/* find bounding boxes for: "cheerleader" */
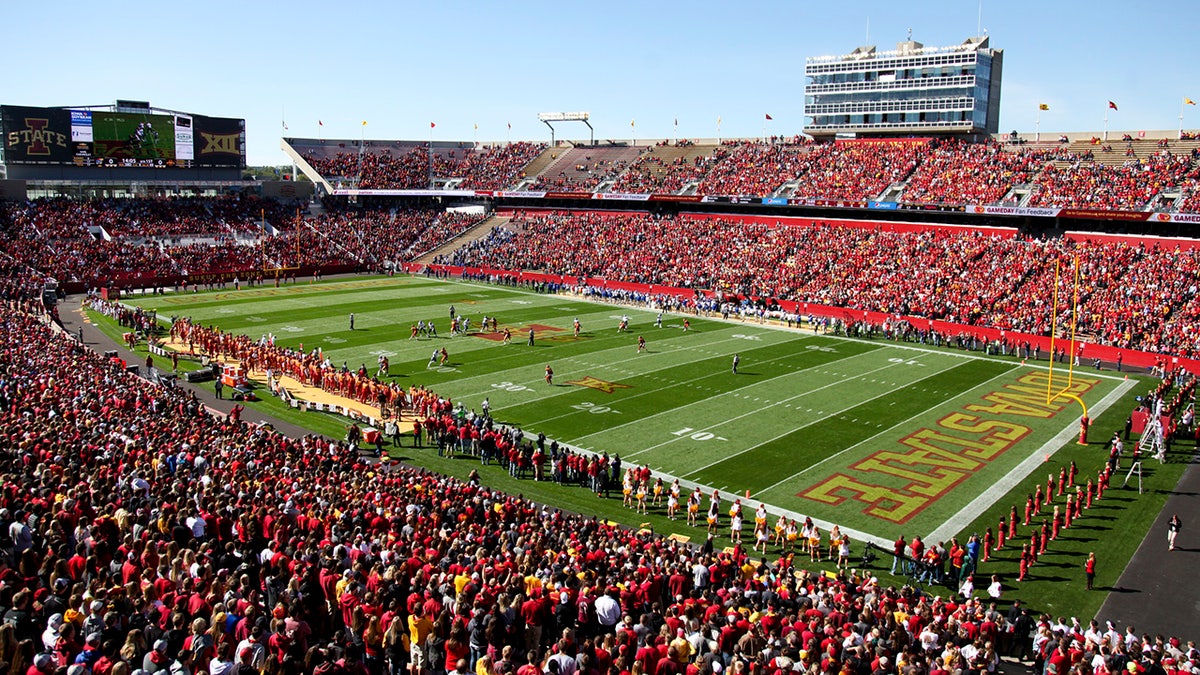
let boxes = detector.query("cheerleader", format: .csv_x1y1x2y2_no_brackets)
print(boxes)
773,515,787,548
652,477,664,507
667,487,680,520
622,469,634,508
686,490,700,527
784,519,799,554
636,480,648,515
706,500,720,535
730,510,743,544
807,523,822,562
754,520,770,554
828,525,842,560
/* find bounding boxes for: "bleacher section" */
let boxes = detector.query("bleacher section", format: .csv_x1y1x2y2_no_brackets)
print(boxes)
525,145,646,192
282,138,545,191
606,143,720,194
283,134,1200,211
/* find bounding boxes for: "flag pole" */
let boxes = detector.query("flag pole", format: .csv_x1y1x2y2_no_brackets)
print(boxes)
717,116,722,144
1181,99,1186,141
1035,106,1041,143
1103,107,1109,143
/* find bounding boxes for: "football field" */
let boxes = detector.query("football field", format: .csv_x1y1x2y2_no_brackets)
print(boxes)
128,275,1135,543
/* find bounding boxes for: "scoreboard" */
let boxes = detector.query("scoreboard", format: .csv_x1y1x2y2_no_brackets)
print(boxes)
2,105,245,169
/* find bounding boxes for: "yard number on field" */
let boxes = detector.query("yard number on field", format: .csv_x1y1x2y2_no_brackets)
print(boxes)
571,402,620,415
671,427,728,442
730,334,760,341
492,381,532,392
887,357,925,366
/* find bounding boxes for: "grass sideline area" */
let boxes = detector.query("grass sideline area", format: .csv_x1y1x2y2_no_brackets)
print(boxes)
92,274,1189,620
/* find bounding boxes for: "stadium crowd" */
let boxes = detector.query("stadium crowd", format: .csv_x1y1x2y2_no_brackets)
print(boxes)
1026,153,1197,211
289,135,1200,209
434,211,1200,357
302,143,544,191
696,143,814,198
0,199,487,287
608,152,715,195
0,271,1197,675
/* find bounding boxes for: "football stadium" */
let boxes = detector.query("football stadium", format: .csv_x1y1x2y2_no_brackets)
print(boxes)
2,10,1200,675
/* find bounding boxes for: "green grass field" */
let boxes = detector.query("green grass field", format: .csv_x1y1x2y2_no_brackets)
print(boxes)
105,274,1189,619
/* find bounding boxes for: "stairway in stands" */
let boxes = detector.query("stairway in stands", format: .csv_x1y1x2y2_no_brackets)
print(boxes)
413,214,511,265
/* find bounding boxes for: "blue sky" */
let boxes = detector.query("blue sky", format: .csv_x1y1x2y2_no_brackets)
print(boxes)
8,0,1198,165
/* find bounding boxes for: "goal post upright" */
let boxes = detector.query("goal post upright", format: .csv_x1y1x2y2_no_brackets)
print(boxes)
1047,254,1090,429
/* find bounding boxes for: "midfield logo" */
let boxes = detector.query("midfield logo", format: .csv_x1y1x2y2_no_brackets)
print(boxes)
566,376,630,394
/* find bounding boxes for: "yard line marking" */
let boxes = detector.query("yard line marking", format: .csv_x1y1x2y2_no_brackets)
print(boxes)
539,346,887,434
673,360,960,473
923,376,1136,543
461,335,857,416
754,365,1019,497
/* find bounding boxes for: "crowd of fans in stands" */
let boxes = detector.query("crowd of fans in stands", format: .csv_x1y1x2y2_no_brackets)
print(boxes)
0,199,485,286
290,135,1200,210
608,152,714,195
436,211,1200,357
0,250,1198,675
1027,153,1198,211
303,143,544,191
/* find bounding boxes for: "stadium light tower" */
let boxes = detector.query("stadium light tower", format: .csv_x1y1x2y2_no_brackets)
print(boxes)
538,112,593,146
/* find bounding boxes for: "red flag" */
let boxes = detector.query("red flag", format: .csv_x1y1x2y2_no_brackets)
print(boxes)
318,120,323,126
430,122,436,128
1108,101,1118,111
765,113,773,120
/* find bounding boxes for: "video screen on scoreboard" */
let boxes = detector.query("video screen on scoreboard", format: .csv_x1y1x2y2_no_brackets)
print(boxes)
77,111,178,167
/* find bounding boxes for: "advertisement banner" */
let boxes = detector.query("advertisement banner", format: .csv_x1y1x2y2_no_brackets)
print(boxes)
497,191,547,198
70,110,93,143
1057,208,1151,222
1146,212,1200,224
867,201,898,210
966,205,1062,218
332,189,478,197
192,115,245,167
762,197,788,206
174,115,194,161
835,137,932,146
2,105,72,164
595,193,652,201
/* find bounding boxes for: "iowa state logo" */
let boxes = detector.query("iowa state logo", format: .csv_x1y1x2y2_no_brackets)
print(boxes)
199,132,239,155
6,118,68,155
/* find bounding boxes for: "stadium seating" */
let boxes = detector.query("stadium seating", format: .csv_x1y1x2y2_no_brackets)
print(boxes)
435,210,1200,357
607,143,720,194
299,141,545,190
